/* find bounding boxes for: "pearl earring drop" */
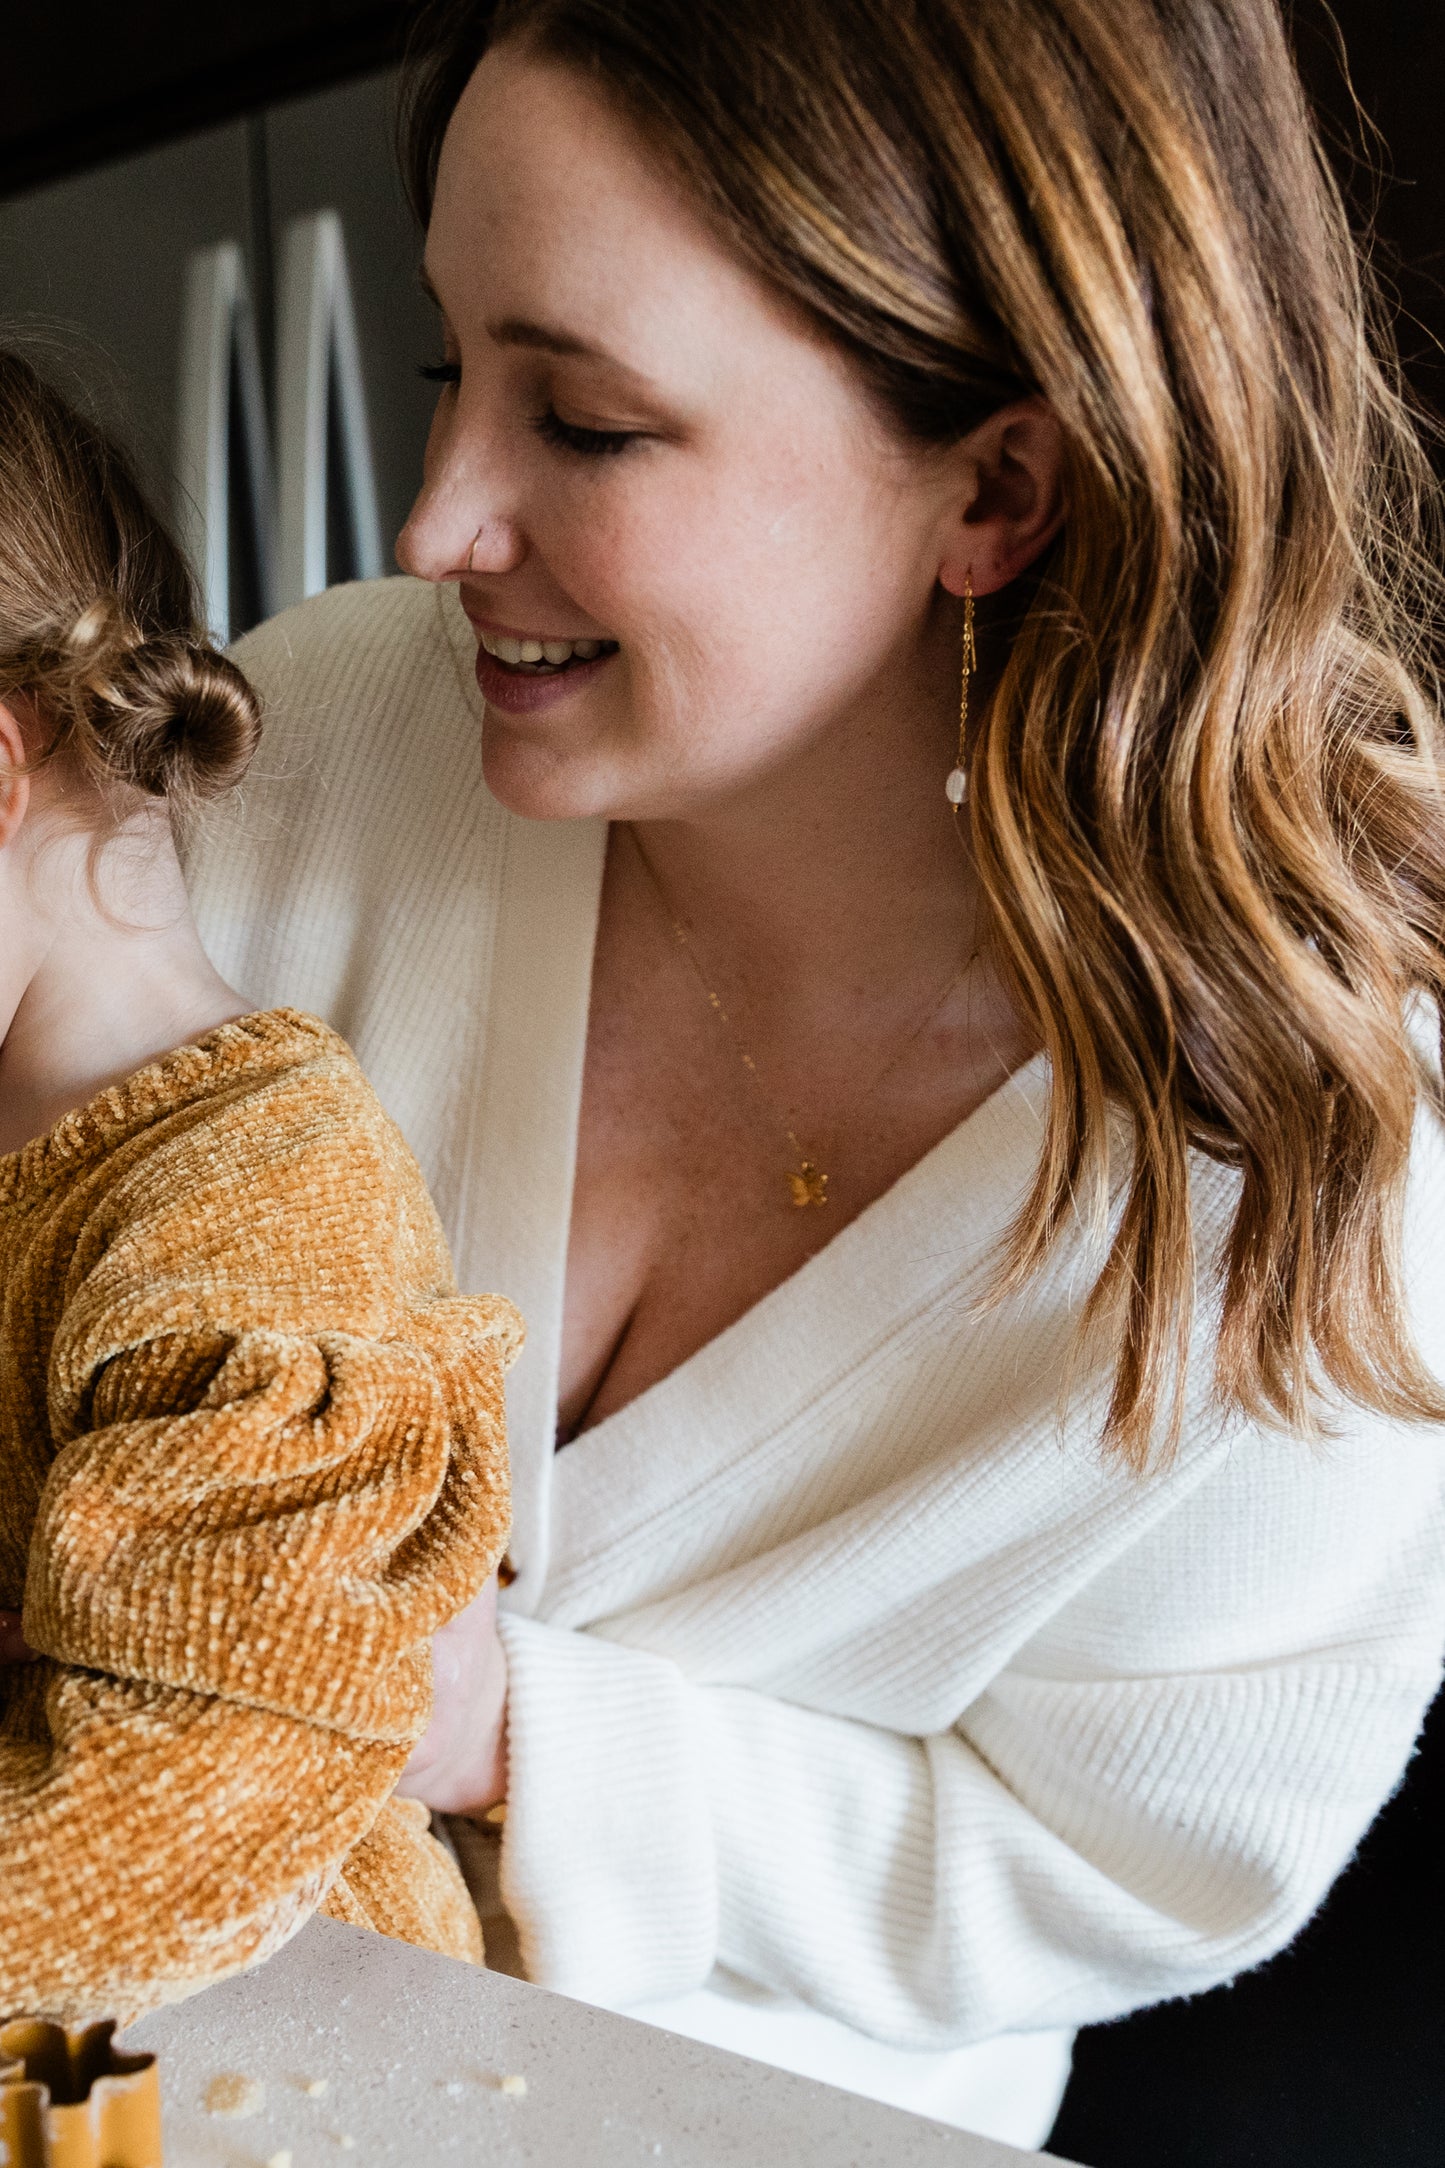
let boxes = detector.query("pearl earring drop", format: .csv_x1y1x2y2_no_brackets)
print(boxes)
945,571,976,807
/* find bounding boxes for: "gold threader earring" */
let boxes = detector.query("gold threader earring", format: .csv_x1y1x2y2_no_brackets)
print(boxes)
944,569,976,807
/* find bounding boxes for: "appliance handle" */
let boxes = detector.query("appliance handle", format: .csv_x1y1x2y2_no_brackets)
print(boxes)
175,240,276,645
275,208,384,608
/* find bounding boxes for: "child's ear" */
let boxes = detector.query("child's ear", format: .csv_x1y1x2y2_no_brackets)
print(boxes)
0,700,33,851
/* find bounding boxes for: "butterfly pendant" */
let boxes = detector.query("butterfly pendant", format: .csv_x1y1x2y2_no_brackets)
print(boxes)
788,1162,830,1208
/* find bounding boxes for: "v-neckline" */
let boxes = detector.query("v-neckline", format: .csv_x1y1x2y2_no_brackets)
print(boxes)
564,1040,1052,1463
437,589,1052,1605
542,1040,1056,1612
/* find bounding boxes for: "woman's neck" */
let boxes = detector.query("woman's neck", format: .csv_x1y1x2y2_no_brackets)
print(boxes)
626,642,985,1030
0,807,250,1157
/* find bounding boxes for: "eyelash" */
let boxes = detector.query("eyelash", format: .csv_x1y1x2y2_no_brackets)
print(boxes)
416,360,640,460
530,409,639,459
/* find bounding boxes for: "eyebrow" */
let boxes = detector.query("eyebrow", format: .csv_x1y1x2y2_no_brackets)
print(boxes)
419,267,641,376
493,316,621,362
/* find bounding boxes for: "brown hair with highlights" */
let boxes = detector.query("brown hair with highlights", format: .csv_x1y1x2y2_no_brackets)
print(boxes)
0,350,259,819
401,0,1445,1465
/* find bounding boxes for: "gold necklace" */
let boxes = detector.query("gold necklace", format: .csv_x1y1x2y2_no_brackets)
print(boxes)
628,828,982,1209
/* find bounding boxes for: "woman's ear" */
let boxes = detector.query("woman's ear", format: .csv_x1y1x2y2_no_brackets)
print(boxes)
0,699,33,851
937,395,1066,599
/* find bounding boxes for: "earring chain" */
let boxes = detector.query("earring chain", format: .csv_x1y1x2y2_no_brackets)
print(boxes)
944,571,976,808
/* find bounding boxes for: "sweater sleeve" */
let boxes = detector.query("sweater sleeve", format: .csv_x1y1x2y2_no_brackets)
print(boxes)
2,1301,513,2022
0,1053,519,2023
497,1409,1445,2042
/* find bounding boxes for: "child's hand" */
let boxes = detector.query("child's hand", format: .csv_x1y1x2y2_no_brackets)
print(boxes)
0,1609,37,1661
396,1575,507,1819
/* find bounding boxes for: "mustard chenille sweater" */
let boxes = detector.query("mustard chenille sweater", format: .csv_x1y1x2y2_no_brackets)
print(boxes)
0,1009,521,2023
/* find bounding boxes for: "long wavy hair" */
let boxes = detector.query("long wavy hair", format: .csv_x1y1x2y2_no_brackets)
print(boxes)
401,0,1445,1466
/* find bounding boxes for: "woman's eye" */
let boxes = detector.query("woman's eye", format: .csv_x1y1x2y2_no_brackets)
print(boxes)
530,407,641,459
413,372,640,457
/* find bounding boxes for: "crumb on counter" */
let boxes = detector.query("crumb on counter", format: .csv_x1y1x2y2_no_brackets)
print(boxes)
203,2071,265,2118
498,2072,528,2097
300,2075,330,2096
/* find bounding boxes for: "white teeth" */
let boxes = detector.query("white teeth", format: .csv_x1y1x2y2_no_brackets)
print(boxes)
479,629,614,668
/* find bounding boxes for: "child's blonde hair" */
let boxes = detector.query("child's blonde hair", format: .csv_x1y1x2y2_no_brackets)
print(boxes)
0,350,259,816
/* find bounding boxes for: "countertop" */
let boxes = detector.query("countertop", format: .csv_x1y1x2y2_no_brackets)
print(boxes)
127,1919,1079,2167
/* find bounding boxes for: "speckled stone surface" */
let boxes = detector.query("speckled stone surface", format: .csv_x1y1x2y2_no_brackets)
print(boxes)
125,1919,1077,2166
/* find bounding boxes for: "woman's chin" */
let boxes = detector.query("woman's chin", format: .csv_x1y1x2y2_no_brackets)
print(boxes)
479,724,625,823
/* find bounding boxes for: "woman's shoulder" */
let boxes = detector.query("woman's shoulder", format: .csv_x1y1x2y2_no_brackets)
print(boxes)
226,574,479,770
229,571,460,688
187,578,507,1021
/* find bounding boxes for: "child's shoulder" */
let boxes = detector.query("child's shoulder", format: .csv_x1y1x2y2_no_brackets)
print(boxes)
128,1006,424,1222
2,1009,380,1210
191,1006,393,1137
78,1007,392,1179
55,1010,455,1356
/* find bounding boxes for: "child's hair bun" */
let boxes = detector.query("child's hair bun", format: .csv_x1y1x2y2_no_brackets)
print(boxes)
0,348,264,820
61,596,260,804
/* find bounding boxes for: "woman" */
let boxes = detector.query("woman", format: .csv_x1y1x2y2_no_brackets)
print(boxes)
188,0,1445,2145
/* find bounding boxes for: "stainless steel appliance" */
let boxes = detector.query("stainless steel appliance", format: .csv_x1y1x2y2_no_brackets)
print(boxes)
0,71,437,642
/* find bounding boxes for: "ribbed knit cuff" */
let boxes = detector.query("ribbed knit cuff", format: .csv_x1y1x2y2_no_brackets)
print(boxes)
496,1614,717,2005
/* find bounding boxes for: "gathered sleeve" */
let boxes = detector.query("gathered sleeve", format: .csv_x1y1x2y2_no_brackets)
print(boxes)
0,1048,520,2023
496,1400,1445,2042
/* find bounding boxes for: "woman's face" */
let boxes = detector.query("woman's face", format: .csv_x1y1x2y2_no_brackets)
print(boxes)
398,44,977,822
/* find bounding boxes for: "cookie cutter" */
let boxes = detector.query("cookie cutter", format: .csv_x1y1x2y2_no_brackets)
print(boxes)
0,2016,162,2167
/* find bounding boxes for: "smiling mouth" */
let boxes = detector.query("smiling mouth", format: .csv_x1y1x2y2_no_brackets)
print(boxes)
477,628,620,675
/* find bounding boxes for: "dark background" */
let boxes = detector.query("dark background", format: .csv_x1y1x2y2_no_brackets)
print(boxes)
1047,1679,1445,2167
6,0,1445,421
4,6,1444,2165
3,3,413,194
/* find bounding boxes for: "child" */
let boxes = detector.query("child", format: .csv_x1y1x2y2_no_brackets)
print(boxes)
0,351,521,2022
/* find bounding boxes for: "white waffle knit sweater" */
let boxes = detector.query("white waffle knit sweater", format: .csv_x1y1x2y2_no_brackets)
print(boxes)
191,578,1445,2072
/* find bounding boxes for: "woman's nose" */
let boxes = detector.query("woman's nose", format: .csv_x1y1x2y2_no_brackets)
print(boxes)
396,486,526,582
395,402,527,583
